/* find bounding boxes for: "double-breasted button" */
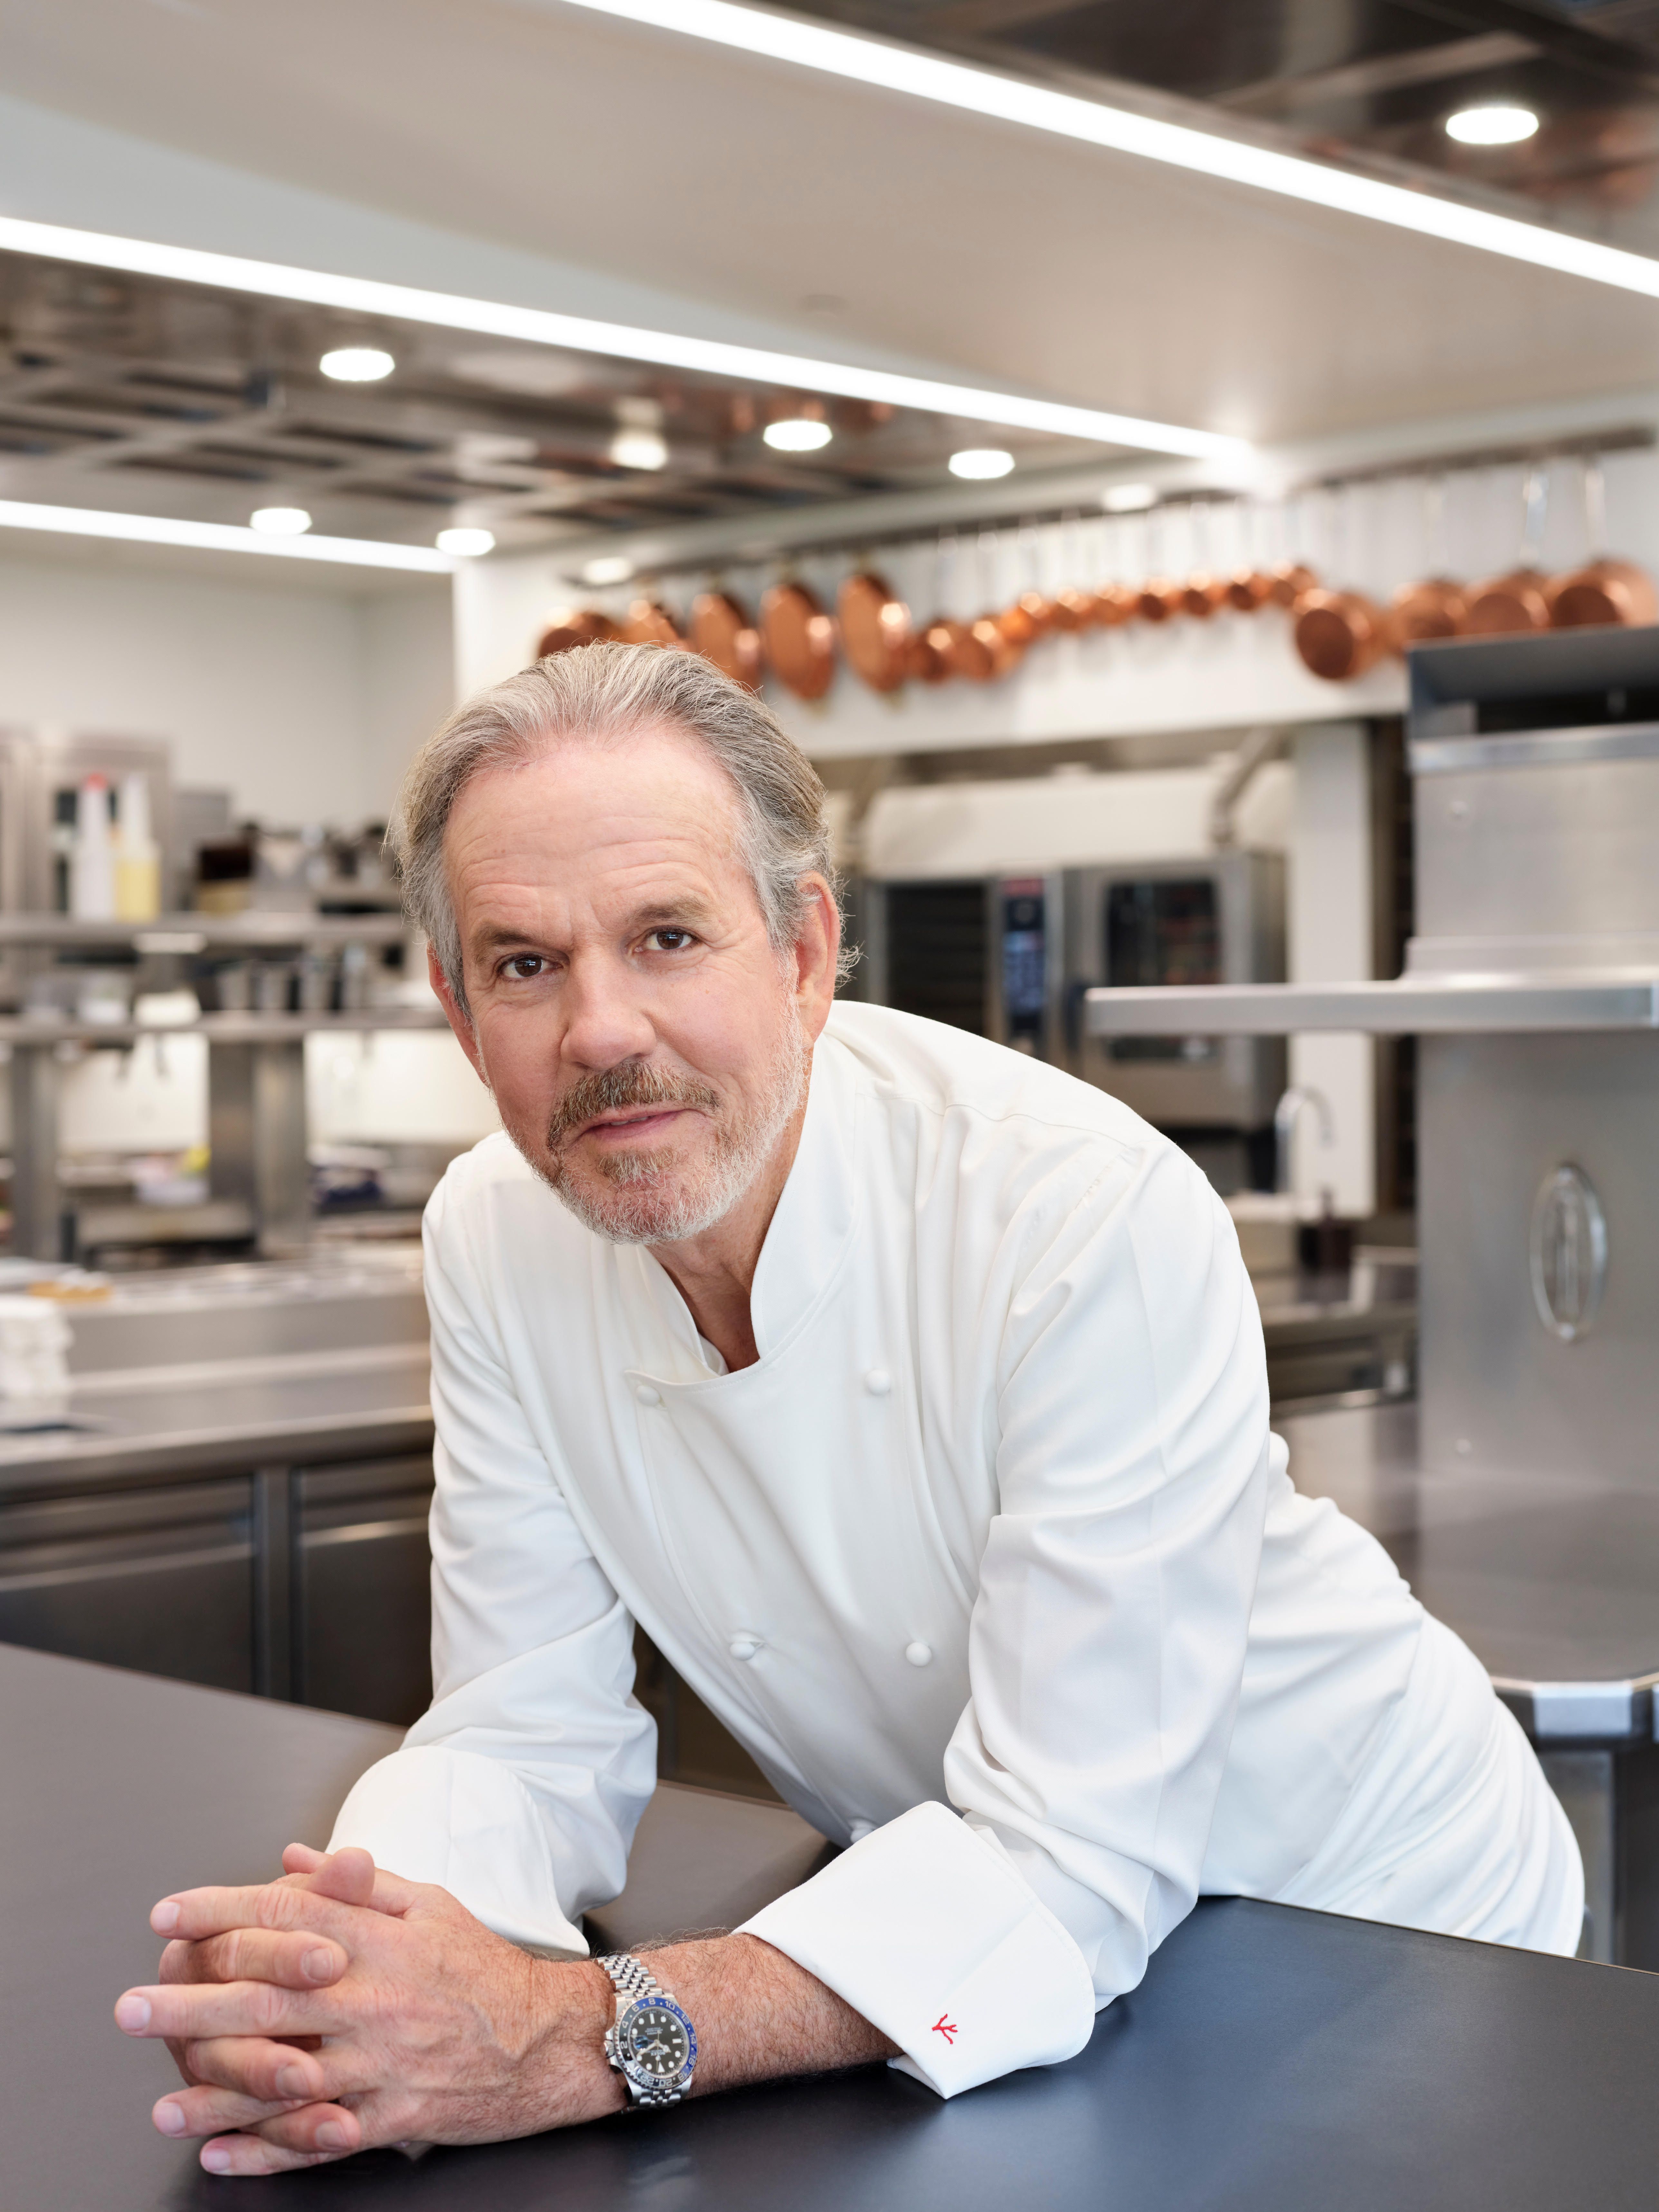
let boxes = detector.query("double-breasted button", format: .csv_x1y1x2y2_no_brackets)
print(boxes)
904,1641,933,1668
634,1384,662,1407
728,1633,762,1662
864,1368,892,1397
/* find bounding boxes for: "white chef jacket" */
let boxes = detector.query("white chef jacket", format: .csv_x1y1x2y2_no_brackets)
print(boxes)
331,1002,1432,2097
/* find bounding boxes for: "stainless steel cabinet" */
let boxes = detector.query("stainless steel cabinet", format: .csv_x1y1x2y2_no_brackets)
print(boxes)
0,1478,255,1692
295,1457,435,1725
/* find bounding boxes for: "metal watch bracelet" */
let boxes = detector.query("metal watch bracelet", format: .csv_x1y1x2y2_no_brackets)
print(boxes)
597,1952,698,2108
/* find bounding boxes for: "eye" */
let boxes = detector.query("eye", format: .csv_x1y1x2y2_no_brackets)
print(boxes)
641,928,697,953
500,954,548,980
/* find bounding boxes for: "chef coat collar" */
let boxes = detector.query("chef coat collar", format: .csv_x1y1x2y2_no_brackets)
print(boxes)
625,1030,858,1376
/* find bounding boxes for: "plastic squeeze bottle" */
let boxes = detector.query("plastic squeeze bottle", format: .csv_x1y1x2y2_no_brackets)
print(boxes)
115,772,162,922
71,774,117,920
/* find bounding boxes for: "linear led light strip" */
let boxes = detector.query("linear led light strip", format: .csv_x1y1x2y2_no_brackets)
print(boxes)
558,0,1659,301
0,499,456,570
0,211,1241,463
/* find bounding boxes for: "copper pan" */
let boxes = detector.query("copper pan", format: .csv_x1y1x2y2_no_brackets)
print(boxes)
761,581,835,701
1464,567,1551,635
1294,590,1386,682
1225,569,1274,613
1050,585,1096,631
1135,578,1183,624
621,599,686,649
1093,581,1137,628
998,588,1054,649
689,591,763,690
907,625,950,683
1548,558,1659,630
1267,563,1318,610
1385,577,1468,653
1181,573,1227,619
837,570,912,692
534,608,622,658
969,614,1022,678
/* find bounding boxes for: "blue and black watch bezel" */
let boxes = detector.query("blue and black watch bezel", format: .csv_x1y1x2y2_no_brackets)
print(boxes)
619,1993,698,2093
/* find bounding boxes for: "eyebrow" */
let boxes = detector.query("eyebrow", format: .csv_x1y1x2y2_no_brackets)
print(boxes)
468,897,721,956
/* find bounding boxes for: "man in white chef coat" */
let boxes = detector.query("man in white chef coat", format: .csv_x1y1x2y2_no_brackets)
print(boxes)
117,642,1582,2176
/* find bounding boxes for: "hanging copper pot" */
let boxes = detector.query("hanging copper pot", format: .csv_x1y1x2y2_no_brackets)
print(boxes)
621,599,686,649
837,571,912,693
761,581,835,701
1094,582,1137,628
1547,559,1659,630
1268,563,1318,610
690,591,763,690
1049,585,1096,632
1464,568,1551,635
968,613,1023,678
1294,590,1386,682
998,588,1054,648
535,608,623,658
1225,569,1274,613
1181,573,1227,619
907,625,950,683
1135,578,1184,624
1386,577,1468,653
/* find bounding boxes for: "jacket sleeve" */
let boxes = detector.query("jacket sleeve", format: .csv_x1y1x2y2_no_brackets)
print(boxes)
742,1139,1273,2093
328,1174,657,1955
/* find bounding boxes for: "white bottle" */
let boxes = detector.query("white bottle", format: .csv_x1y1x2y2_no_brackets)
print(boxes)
70,774,117,920
115,772,162,922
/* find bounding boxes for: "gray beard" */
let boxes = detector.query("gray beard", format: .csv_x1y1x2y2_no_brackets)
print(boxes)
539,1017,809,1248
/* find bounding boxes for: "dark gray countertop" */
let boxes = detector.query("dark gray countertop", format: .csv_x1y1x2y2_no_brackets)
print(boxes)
6,1640,1659,2212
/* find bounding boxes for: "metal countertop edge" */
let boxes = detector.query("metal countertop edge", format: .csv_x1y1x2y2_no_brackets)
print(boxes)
0,1401,434,1495
1492,1672,1659,1749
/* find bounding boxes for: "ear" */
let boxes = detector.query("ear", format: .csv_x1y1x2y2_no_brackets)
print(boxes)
429,943,490,1087
791,873,840,1047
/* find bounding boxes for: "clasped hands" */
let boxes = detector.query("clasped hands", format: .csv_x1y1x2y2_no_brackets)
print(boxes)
113,1842,625,2177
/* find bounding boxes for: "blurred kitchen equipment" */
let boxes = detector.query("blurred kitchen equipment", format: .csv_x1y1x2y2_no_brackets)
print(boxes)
535,608,623,657
998,524,1054,647
620,599,686,649
690,590,763,689
837,570,912,693
1386,480,1468,651
1132,502,1183,623
1048,515,1096,631
70,776,116,921
113,772,162,922
1295,590,1386,680
1547,459,1659,630
760,580,835,701
1464,469,1551,634
1274,1083,1334,1197
0,1295,71,1402
1180,503,1227,619
1226,504,1275,611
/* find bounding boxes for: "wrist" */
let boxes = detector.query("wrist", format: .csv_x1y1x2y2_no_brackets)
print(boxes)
524,1958,627,2128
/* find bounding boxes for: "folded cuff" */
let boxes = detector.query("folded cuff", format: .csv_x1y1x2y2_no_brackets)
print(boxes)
739,1800,1096,2097
328,1745,587,1957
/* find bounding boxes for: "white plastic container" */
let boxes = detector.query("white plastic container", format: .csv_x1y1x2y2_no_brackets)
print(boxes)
70,774,116,921
0,1294,73,1400
115,772,162,922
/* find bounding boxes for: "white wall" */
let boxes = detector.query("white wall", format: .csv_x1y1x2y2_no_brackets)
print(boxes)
0,546,453,825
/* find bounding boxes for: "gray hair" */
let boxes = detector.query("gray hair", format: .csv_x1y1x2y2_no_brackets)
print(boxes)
387,640,845,1007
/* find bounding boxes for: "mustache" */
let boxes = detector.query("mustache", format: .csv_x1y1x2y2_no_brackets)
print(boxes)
548,1060,722,1148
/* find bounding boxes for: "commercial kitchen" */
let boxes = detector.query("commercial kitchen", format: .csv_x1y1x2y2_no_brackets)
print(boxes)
6,1,1659,2203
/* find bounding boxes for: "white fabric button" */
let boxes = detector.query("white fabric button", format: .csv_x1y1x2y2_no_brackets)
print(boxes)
904,1641,933,1668
864,1368,891,1396
634,1384,661,1406
728,1633,762,1662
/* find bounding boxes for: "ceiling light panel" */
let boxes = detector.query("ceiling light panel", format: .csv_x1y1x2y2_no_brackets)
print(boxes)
1445,106,1541,146
320,345,396,381
0,215,1246,462
0,499,455,569
764,417,834,451
553,0,1659,300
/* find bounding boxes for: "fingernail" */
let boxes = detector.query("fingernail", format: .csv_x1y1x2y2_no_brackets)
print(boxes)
150,1900,180,1934
316,2121,349,2150
277,2062,311,2098
302,1946,337,1983
153,2101,186,2137
115,1993,152,2033
201,2146,232,2174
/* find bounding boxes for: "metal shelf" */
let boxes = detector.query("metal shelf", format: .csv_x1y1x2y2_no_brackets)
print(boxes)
0,912,411,950
1083,975,1659,1037
0,1008,448,1046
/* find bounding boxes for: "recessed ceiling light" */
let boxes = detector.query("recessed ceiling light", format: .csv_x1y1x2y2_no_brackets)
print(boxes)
1445,105,1539,147
436,526,495,556
609,427,670,470
1102,481,1158,512
764,418,833,452
249,506,312,536
948,447,1015,480
320,346,396,381
0,499,453,570
582,555,635,586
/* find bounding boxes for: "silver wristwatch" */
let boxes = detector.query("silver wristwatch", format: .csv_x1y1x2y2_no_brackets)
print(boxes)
597,1952,698,2107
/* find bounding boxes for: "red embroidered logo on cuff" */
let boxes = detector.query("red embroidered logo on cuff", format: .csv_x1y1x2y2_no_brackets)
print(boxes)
932,2015,958,2043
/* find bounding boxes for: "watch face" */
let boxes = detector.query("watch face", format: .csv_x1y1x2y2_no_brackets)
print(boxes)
621,1999,695,2089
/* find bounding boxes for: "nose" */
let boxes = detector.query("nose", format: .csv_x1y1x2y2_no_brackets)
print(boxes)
559,947,658,1071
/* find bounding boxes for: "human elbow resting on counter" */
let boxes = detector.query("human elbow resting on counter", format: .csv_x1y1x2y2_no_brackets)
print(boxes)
117,642,1582,2176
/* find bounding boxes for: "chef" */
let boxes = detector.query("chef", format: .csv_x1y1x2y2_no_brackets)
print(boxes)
116,641,1582,2177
